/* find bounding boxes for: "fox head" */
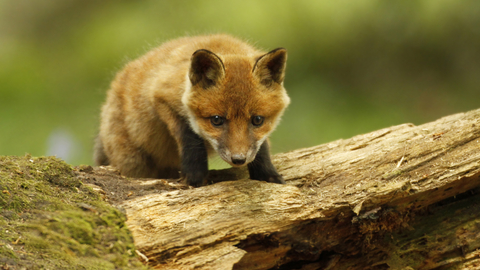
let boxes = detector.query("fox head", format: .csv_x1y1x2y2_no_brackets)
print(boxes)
182,48,290,167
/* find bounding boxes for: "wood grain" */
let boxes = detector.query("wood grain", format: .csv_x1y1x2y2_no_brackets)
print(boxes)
123,108,480,269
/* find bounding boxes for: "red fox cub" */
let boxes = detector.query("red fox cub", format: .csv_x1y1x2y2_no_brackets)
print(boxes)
94,34,290,187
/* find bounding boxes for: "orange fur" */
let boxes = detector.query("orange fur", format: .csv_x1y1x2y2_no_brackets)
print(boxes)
95,34,289,180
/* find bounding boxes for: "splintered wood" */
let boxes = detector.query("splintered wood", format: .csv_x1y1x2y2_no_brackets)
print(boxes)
122,109,480,269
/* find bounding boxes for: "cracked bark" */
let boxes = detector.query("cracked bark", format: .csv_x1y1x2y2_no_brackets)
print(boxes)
122,108,480,269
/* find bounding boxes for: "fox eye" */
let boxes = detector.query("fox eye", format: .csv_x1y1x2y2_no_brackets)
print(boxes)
210,115,225,126
251,115,264,126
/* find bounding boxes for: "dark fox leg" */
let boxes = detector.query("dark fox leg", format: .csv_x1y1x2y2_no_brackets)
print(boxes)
248,141,285,184
179,124,209,187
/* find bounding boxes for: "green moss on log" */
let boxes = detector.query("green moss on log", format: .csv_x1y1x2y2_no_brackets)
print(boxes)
0,155,148,269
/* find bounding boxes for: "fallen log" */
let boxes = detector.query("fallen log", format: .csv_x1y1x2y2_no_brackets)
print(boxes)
121,108,480,269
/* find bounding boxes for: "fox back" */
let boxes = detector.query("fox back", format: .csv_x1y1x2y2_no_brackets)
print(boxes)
95,34,290,186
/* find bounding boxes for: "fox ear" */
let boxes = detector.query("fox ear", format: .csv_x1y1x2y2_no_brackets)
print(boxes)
189,49,225,89
253,48,287,86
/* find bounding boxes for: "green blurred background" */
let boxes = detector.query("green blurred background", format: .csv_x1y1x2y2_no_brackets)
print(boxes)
1,0,479,166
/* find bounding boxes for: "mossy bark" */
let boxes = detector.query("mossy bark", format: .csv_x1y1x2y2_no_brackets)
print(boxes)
121,108,480,269
0,156,148,269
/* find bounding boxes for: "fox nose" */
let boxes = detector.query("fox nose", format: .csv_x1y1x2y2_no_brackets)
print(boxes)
231,154,246,165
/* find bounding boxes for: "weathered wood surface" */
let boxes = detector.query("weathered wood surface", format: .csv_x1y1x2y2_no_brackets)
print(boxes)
122,108,480,269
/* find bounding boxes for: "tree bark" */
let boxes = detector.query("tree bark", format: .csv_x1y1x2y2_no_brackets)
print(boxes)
122,108,480,269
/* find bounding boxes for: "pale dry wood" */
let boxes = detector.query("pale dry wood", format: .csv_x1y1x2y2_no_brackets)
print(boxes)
122,108,480,269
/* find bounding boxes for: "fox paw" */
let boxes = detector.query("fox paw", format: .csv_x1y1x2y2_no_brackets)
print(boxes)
182,171,208,187
265,174,286,184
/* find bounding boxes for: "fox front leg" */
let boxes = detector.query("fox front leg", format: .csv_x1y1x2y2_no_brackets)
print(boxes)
248,141,285,184
179,124,209,187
